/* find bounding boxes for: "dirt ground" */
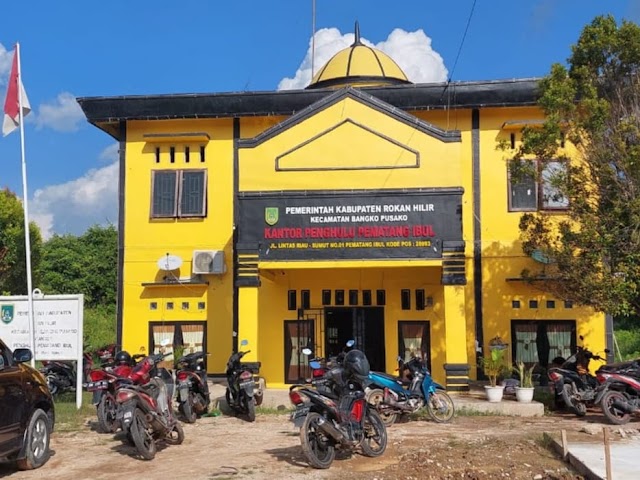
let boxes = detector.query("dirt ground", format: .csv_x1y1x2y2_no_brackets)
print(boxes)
0,406,635,480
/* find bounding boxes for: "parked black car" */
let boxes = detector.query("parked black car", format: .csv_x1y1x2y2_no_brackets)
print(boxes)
0,338,55,470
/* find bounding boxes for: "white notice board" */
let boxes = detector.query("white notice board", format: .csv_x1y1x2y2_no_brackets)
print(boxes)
0,294,84,361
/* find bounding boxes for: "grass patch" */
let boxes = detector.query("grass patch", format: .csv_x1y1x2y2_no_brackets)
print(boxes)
256,406,293,415
454,407,504,417
53,391,95,432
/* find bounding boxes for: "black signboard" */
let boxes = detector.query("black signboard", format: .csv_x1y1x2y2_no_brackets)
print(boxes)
237,189,463,261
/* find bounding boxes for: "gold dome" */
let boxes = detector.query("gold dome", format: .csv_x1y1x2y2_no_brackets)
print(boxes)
307,22,411,90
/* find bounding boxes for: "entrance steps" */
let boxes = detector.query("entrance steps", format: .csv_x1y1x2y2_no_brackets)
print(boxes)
207,382,545,417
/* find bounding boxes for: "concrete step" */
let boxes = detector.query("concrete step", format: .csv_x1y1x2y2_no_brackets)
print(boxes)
206,383,545,417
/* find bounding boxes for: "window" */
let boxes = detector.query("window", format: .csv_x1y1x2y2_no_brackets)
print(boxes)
149,322,207,363
511,320,576,367
151,169,207,218
398,321,431,372
508,159,568,211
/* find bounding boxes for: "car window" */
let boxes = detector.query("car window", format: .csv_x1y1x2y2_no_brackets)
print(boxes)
0,341,10,368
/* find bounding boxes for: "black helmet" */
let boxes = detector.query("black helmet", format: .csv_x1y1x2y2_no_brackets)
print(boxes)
114,350,132,365
342,349,370,382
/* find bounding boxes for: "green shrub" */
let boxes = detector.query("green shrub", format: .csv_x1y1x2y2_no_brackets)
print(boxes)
83,305,117,351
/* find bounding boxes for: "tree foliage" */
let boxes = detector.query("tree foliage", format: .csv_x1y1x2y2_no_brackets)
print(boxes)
0,188,42,295
512,15,640,316
39,224,117,308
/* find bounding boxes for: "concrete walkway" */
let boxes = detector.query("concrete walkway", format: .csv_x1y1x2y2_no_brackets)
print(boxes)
546,433,640,480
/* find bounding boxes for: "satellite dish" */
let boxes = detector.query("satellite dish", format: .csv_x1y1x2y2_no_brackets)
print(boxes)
531,249,554,265
157,254,183,271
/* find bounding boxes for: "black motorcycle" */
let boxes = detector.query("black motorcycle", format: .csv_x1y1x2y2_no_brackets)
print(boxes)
175,351,211,423
40,360,77,396
225,340,263,422
547,339,609,416
289,349,387,469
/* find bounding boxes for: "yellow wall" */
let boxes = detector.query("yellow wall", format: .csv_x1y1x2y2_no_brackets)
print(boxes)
121,119,235,372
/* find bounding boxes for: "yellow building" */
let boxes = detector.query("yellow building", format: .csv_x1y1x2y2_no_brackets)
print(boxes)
78,29,609,390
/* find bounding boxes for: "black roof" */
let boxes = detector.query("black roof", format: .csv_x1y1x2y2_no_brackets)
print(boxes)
77,78,540,140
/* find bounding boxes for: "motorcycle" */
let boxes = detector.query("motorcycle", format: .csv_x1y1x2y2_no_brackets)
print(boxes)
547,339,609,416
302,340,355,399
225,340,264,422
42,344,117,396
597,361,640,424
115,345,183,460
365,354,455,425
289,348,387,469
175,351,211,423
84,351,145,433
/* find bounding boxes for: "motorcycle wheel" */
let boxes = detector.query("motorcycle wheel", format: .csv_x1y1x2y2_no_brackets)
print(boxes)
562,384,587,417
179,393,197,424
245,396,256,422
165,422,185,445
97,393,119,433
426,391,455,423
360,410,387,457
601,390,632,425
225,388,236,413
300,412,335,469
130,408,156,460
46,375,59,396
365,388,397,426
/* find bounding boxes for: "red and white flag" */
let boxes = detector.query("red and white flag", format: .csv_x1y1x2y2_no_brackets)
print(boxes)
3,48,31,137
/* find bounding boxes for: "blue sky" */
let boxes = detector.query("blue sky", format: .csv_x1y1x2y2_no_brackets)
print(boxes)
1,0,638,238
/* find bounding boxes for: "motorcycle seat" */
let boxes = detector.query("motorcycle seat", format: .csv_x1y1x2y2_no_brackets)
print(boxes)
371,371,410,387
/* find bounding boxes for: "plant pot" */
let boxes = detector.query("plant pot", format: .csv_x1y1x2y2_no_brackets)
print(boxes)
515,387,535,403
484,385,505,403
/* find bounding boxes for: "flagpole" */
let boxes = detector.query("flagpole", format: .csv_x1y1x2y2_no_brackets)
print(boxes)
311,0,316,79
15,43,36,367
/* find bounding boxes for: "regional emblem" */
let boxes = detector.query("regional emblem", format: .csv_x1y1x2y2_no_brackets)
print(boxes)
0,304,14,324
265,207,279,226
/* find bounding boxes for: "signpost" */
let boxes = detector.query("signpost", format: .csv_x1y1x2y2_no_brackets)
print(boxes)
0,293,84,408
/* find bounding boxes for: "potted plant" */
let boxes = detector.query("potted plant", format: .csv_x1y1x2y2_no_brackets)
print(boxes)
514,361,536,403
480,347,508,402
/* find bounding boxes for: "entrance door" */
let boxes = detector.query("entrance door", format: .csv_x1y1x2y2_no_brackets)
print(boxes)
325,307,385,372
284,319,315,383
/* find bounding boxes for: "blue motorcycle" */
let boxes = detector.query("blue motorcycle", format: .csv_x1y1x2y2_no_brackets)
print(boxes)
366,355,455,425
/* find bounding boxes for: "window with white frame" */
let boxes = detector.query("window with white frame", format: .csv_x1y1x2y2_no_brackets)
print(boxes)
151,169,207,218
508,160,569,211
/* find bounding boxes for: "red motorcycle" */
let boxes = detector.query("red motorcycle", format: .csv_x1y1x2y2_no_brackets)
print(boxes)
175,351,211,423
84,351,144,433
598,362,640,424
115,349,184,460
42,344,117,396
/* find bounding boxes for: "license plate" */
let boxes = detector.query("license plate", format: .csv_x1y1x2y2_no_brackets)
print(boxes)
84,380,108,391
291,406,310,427
179,388,189,401
240,380,253,388
124,411,132,419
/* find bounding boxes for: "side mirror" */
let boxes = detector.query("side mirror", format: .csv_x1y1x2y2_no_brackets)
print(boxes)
604,349,611,354
302,348,312,356
13,348,32,364
346,340,355,348
240,339,249,347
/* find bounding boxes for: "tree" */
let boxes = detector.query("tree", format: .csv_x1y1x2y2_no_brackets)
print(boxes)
511,15,640,317
0,188,42,295
39,224,117,308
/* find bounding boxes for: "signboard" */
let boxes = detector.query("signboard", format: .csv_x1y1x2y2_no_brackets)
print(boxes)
238,189,463,261
0,295,83,360
0,294,84,408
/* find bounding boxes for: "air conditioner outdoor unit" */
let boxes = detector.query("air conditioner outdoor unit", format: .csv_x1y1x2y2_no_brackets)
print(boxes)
192,250,226,275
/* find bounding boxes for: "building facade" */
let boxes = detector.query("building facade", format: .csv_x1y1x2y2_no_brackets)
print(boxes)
78,35,608,389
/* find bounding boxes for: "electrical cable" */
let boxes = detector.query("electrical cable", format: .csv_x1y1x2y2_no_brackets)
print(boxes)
440,0,477,101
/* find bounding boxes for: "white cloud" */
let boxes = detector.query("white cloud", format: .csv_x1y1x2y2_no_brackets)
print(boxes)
278,27,448,90
99,143,119,163
34,92,85,133
0,43,12,81
30,144,119,239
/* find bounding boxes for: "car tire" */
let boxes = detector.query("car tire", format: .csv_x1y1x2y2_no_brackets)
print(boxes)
16,409,51,470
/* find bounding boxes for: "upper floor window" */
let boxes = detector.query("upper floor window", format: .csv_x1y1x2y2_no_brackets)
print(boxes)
151,169,207,218
508,160,568,212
